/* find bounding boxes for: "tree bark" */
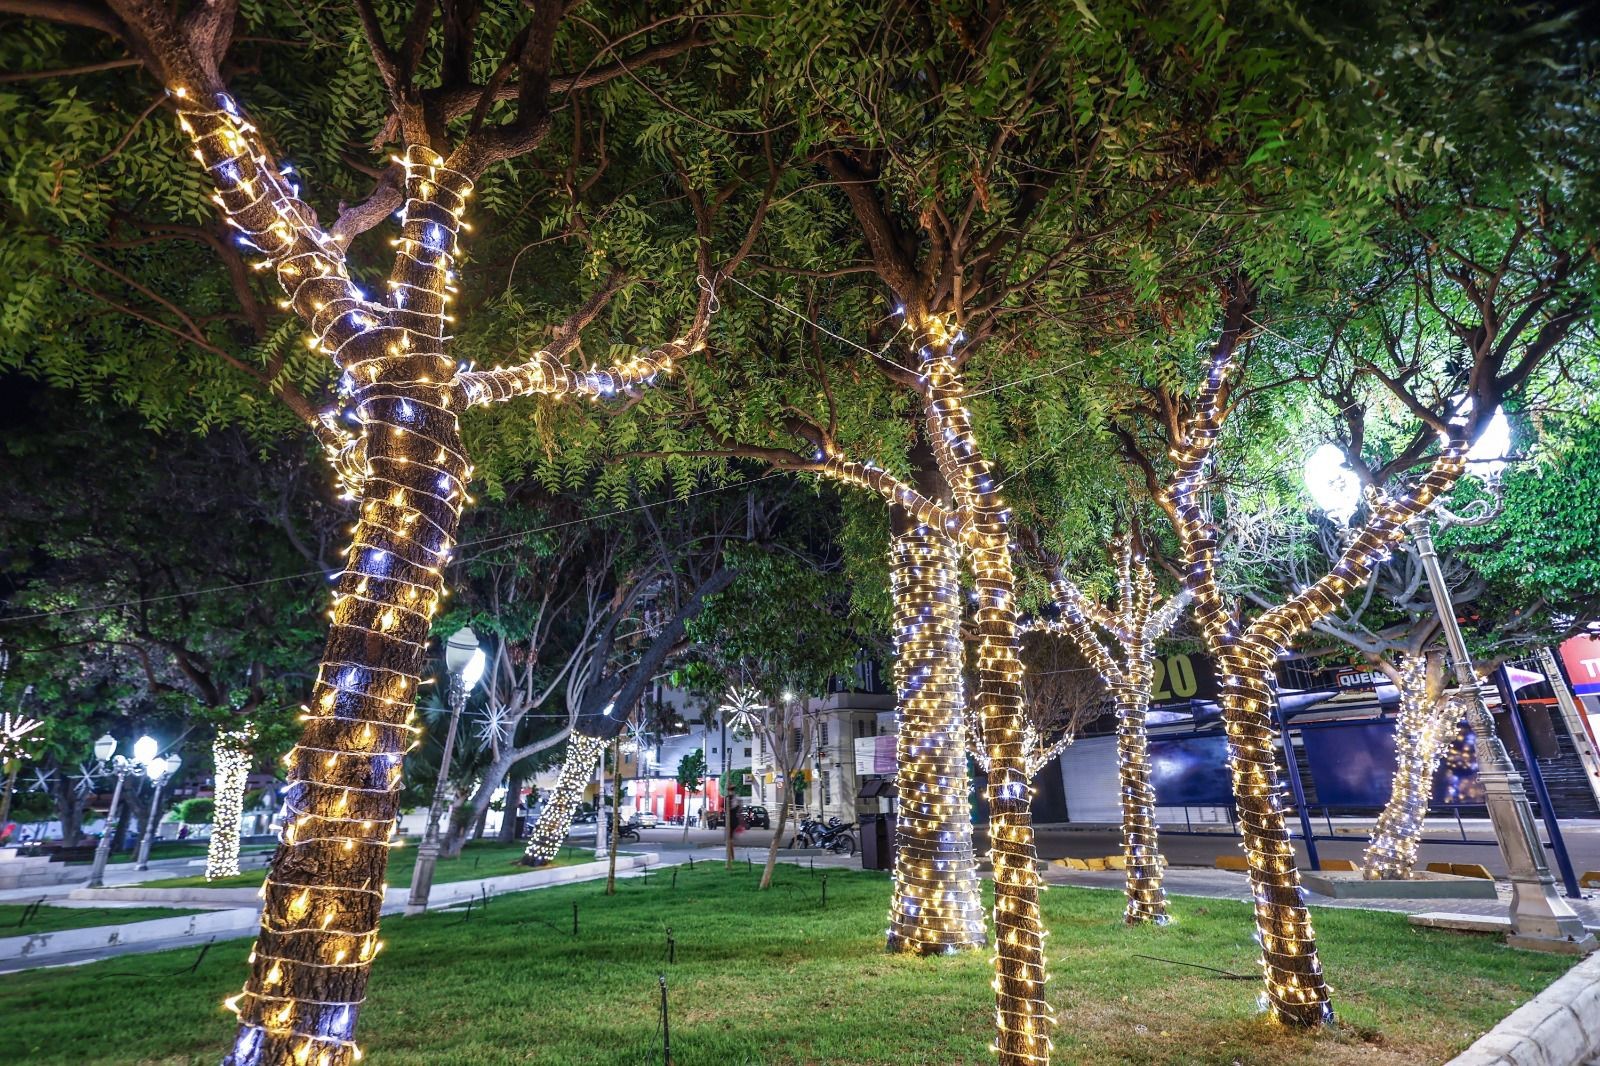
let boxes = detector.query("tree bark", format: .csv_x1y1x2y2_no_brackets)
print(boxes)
523,734,605,865
496,770,523,845
886,523,984,953
1364,655,1454,880
760,781,791,889
606,738,622,895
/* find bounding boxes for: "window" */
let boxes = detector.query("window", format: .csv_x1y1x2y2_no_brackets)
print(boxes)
822,767,832,807
743,746,752,758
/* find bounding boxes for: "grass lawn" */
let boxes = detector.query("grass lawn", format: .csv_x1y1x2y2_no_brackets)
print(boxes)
141,840,599,889
0,864,1571,1066
58,841,276,865
0,902,203,936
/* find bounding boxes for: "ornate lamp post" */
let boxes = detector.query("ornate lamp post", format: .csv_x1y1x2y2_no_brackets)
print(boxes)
1305,428,1595,953
86,733,154,887
134,751,182,871
406,626,486,915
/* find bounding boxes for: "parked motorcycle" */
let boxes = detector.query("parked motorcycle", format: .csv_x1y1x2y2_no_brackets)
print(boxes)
813,819,857,856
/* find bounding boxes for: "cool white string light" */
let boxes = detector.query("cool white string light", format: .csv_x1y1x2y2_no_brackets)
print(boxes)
1363,656,1458,880
523,734,607,865
207,725,256,880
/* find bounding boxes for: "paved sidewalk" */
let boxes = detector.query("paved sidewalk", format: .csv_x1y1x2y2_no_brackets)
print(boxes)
1044,864,1600,928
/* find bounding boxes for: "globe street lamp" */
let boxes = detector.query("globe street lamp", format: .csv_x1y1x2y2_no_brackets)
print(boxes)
86,733,155,888
406,626,486,914
135,751,182,871
1303,433,1594,953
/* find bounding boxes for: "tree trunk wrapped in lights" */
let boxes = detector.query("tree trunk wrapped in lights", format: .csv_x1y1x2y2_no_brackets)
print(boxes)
207,725,255,880
887,522,985,954
1031,546,1186,925
523,733,607,866
918,322,1052,1066
165,92,714,1066
1158,297,1472,1027
1363,654,1458,880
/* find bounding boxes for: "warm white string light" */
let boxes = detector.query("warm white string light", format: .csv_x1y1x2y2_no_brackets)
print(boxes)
207,725,256,881
523,734,606,866
0,713,44,761
887,525,986,954
1029,542,1187,924
914,312,1052,1065
1164,330,1471,1027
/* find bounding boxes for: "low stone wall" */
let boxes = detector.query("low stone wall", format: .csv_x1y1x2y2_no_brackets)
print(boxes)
1447,951,1600,1065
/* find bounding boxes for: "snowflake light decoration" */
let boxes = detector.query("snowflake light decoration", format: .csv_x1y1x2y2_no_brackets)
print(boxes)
718,686,767,734
71,762,104,797
474,704,512,751
27,766,57,793
0,712,44,761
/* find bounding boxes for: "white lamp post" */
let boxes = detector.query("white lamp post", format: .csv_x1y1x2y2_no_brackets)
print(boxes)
1302,428,1594,953
135,751,181,871
407,626,486,914
86,733,157,888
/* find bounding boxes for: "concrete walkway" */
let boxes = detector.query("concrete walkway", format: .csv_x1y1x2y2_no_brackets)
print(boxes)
1043,864,1600,928
0,851,660,974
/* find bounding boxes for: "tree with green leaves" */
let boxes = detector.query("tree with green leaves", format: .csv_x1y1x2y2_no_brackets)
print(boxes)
2,4,746,1061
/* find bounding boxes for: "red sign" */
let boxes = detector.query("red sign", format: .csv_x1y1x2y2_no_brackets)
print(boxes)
1560,634,1600,696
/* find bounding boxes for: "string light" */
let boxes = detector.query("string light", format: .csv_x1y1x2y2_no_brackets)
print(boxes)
1363,656,1458,880
207,725,256,881
887,525,985,955
523,734,606,866
916,315,1052,1065
164,77,720,1062
1029,542,1187,925
1163,328,1472,1027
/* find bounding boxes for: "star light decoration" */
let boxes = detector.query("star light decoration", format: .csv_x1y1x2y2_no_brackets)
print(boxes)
1163,317,1472,1027
168,79,718,1066
886,525,986,955
1026,542,1188,925
208,726,256,880
521,733,607,866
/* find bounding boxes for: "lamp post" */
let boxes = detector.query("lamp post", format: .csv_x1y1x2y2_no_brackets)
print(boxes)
134,751,181,871
86,733,154,888
1304,433,1595,954
406,626,485,915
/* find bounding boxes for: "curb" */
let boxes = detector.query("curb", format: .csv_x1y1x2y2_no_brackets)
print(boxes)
1446,951,1600,1065
1,853,658,965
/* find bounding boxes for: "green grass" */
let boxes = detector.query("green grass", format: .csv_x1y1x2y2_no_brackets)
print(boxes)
141,840,597,889
58,841,275,865
0,865,1572,1065
0,902,203,936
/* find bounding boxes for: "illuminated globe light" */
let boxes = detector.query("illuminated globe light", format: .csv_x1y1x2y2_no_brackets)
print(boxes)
1302,444,1361,523
1464,405,1511,478
146,755,169,782
133,734,159,766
